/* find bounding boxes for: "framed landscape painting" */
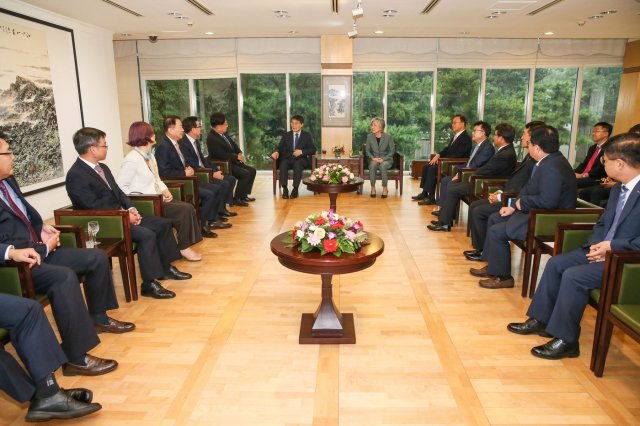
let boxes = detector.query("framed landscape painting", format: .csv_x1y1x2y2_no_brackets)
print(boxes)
322,75,352,127
0,8,84,194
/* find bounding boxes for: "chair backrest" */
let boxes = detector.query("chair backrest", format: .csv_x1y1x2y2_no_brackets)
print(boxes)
0,264,26,297
54,210,126,239
130,194,163,217
161,176,200,212
532,210,603,238
361,144,402,170
194,168,213,185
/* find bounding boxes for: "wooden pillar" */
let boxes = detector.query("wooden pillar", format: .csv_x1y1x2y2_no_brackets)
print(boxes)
613,40,640,134
321,35,353,154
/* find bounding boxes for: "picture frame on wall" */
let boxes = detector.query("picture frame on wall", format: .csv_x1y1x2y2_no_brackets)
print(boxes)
322,75,352,127
0,8,84,195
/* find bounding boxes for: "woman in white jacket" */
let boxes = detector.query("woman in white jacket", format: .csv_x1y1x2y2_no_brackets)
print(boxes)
117,121,203,261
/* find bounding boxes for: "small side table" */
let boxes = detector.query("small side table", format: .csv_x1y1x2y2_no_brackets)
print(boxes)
313,155,364,194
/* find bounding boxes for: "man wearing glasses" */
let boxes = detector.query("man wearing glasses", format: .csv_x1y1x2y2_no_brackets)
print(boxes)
575,122,611,190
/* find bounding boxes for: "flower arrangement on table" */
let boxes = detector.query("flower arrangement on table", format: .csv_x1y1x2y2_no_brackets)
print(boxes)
285,210,368,257
333,145,345,158
309,163,356,184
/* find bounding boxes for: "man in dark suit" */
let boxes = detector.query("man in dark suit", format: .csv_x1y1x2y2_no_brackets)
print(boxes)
0,132,130,375
1,293,101,421
206,112,257,205
575,122,611,190
508,133,640,360
65,127,191,299
463,121,545,260
180,116,237,217
429,123,518,232
155,116,230,236
271,114,317,198
470,125,577,289
413,114,472,204
431,121,495,212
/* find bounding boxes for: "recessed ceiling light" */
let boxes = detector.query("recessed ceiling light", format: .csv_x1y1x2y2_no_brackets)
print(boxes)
289,30,298,34
491,11,507,15
167,12,181,16
485,15,498,19
600,10,617,15
204,31,214,35
544,31,554,35
382,13,395,17
175,15,189,20
120,33,131,36
374,30,384,34
589,15,603,19
459,31,470,35
383,9,397,14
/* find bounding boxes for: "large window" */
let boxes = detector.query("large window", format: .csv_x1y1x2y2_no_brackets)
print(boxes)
241,74,287,170
435,69,481,153
387,72,433,167
532,68,578,157
289,73,321,149
484,69,530,158
146,79,190,141
352,72,384,154
194,78,238,157
574,67,622,164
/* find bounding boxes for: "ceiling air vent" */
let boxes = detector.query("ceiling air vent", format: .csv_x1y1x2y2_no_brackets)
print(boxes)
527,0,565,16
420,0,441,15
185,0,214,15
101,0,142,17
331,0,339,14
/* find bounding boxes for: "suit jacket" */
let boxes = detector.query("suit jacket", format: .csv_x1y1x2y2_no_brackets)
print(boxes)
503,155,535,193
518,151,577,213
277,130,316,161
587,181,640,250
0,177,47,259
179,135,220,172
467,140,495,169
117,149,168,195
365,132,395,163
574,143,606,180
207,130,242,165
66,158,134,211
439,131,472,158
473,143,517,177
155,136,188,177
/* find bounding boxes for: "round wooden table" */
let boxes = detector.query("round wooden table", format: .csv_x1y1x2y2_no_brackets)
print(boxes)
270,232,384,344
303,177,364,212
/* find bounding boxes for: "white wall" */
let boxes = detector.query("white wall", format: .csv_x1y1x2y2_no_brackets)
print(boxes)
3,0,123,220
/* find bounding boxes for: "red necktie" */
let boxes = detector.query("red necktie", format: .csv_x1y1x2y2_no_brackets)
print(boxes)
0,181,40,242
582,146,601,175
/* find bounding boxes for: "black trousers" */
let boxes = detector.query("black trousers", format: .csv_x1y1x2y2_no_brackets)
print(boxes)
279,156,309,190
163,200,202,249
213,176,236,205
231,163,257,199
437,180,469,225
198,182,225,222
468,199,501,251
419,163,438,197
131,215,181,281
0,294,68,403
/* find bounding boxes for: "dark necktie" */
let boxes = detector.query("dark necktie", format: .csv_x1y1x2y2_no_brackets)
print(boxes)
194,141,205,167
293,133,299,151
0,181,39,242
222,134,233,149
604,185,629,241
174,143,186,166
466,143,480,166
94,164,111,188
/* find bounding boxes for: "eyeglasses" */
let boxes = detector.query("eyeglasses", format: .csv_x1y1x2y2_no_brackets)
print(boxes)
95,145,108,149
592,129,607,134
0,151,14,156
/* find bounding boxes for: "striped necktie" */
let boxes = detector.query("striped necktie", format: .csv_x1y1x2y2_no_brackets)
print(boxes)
604,185,629,241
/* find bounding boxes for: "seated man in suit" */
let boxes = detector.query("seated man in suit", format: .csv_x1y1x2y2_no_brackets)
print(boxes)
413,114,472,204
508,133,640,360
470,125,577,289
575,122,611,190
1,292,101,422
66,127,191,300
180,116,237,217
431,121,495,213
0,132,130,375
463,121,545,260
428,123,518,232
155,115,230,236
271,114,317,199
207,112,257,206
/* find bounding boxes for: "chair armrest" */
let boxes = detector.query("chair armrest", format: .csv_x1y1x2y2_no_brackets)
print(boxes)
209,158,231,175
194,168,214,184
54,224,85,248
458,167,477,182
481,180,508,198
165,182,186,202
0,260,34,298
129,194,163,217
553,223,594,255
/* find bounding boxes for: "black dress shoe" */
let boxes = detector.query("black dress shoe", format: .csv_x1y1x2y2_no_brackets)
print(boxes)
210,221,232,230
26,389,102,422
233,198,249,207
412,193,427,201
217,216,229,222
201,227,218,238
291,188,299,198
62,354,118,376
427,223,451,232
62,388,93,404
281,188,289,199
141,280,176,298
465,251,483,262
221,209,238,217
507,318,551,336
243,196,256,202
531,338,580,360
282,193,290,199
417,198,436,206
463,249,480,256
430,220,442,225
162,265,192,280
94,317,135,334
431,210,440,216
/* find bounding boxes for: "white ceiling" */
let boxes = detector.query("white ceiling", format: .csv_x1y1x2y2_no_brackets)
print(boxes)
15,0,640,41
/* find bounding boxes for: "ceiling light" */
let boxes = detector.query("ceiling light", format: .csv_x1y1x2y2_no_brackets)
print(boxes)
459,31,470,35
374,30,384,34
382,13,395,17
544,31,554,35
600,10,617,15
120,33,131,36
175,15,190,19
491,11,507,15
347,21,358,38
352,6,364,18
204,31,214,35
589,15,603,19
383,9,397,14
168,12,181,16
485,15,499,19
289,30,298,34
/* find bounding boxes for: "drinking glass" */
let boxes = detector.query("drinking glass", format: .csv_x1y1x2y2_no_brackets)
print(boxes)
87,220,100,247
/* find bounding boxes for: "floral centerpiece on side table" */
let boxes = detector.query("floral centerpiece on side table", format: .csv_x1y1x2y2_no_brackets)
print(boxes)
333,145,345,158
309,163,356,184
285,210,368,257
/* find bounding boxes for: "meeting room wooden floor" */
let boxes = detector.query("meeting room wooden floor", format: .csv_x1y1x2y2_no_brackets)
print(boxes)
1,175,639,425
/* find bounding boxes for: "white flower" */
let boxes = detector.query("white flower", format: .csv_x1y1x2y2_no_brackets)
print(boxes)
296,229,305,238
314,227,326,239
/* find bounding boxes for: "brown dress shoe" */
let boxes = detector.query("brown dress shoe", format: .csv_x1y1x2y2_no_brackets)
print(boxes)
62,354,118,376
469,265,489,277
479,276,515,289
94,317,135,334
